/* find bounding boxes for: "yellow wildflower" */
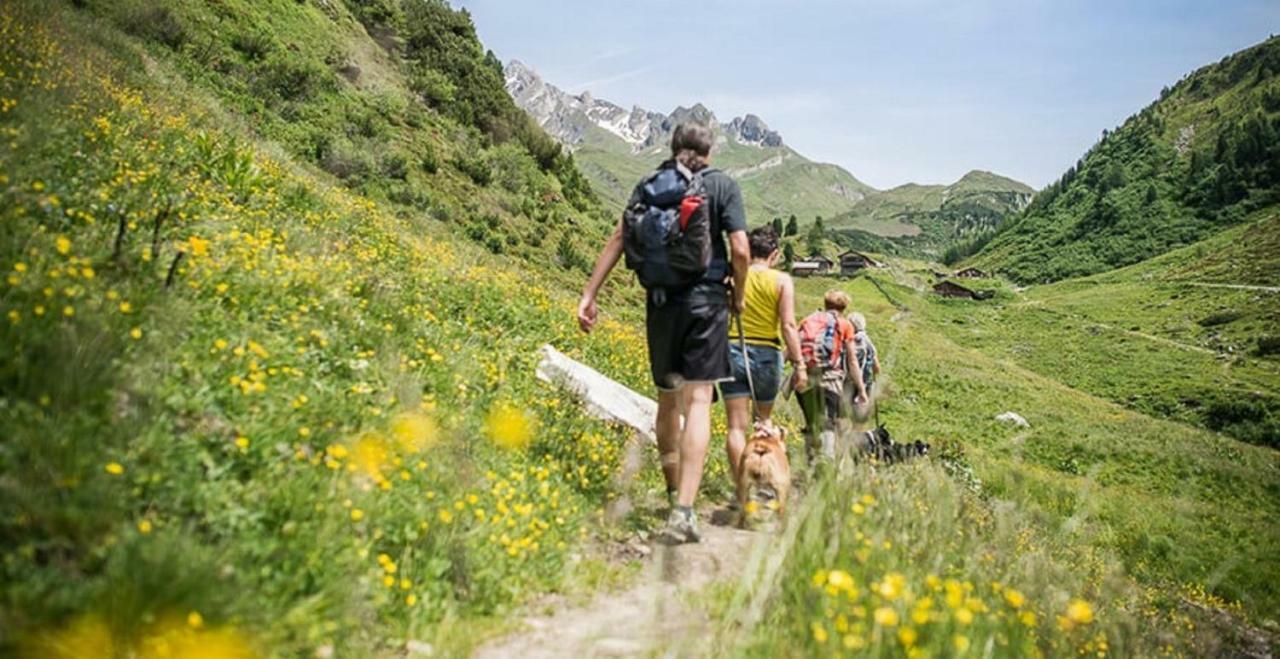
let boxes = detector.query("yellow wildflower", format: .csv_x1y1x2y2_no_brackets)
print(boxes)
1064,598,1094,626
104,462,124,475
391,412,437,453
874,607,899,627
56,235,70,255
485,402,535,450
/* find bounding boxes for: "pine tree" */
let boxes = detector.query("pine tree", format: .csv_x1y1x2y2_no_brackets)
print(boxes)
772,217,783,236
785,215,798,236
782,242,795,266
806,221,825,255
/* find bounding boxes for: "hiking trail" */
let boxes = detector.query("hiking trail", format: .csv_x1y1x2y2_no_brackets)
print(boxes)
474,509,763,658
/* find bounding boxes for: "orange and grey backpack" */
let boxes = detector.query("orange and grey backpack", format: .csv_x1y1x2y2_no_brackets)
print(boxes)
799,310,843,369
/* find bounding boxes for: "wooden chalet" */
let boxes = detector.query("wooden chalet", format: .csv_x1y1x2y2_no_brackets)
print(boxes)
837,250,884,276
932,280,993,300
954,267,988,278
791,254,834,277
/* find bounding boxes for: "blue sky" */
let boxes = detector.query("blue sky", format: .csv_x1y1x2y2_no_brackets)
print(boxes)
456,1,1278,190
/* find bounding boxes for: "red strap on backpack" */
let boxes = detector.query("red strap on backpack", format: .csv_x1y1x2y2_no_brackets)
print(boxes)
678,196,703,230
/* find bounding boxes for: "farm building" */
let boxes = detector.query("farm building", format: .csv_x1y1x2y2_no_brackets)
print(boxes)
932,280,994,300
791,254,834,277
838,250,884,276
954,267,988,278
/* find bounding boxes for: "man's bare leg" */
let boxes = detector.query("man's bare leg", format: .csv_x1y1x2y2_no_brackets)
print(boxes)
656,390,682,497
676,383,715,507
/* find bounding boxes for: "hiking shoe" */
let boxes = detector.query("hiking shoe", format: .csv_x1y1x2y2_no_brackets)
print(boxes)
655,508,700,545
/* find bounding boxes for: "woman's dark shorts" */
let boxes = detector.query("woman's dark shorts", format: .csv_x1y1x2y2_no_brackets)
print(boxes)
645,283,731,391
720,343,784,402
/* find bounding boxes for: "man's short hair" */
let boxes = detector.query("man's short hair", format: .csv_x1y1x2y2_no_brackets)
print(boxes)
671,122,713,157
849,311,867,332
823,290,850,311
748,226,780,259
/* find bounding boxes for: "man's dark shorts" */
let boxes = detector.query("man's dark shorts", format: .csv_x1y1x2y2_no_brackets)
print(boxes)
645,282,731,391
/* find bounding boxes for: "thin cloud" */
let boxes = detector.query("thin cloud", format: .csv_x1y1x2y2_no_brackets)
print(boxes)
569,67,654,94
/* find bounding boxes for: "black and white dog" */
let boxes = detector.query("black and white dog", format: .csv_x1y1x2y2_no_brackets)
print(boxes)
852,425,929,463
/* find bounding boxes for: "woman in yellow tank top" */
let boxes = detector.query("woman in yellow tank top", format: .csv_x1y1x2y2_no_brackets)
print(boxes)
719,227,807,485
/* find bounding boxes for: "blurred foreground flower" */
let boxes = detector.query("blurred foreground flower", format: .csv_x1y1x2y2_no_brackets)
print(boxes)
25,614,257,659
391,412,437,453
485,402,535,450
351,431,390,479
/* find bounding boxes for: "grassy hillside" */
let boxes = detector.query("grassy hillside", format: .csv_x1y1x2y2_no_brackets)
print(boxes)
709,272,1278,656
931,210,1279,447
828,170,1034,255
90,0,614,270
976,36,1280,283
0,2,663,655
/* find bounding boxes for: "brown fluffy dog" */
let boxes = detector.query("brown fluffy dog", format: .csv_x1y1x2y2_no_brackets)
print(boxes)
736,421,791,528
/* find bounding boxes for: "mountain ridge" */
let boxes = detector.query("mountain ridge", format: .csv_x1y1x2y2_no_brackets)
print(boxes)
505,59,1035,253
504,59,878,222
972,36,1280,283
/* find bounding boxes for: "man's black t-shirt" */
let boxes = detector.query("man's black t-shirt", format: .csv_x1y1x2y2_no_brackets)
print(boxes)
626,161,748,283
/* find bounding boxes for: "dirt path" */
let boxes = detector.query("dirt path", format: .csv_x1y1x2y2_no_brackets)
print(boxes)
1184,282,1280,293
474,510,763,658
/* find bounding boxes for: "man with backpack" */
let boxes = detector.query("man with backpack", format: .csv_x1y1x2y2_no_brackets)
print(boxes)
796,291,866,461
576,122,750,544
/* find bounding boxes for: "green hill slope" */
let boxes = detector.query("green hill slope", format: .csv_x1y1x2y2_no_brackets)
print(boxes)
828,170,1033,256
721,270,1279,654
932,209,1279,447
975,37,1280,283
0,1,654,655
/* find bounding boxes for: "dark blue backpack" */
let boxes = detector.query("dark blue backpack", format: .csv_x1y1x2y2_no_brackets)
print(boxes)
621,162,715,292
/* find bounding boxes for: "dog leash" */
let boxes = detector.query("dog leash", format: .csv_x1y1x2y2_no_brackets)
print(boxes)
735,314,759,421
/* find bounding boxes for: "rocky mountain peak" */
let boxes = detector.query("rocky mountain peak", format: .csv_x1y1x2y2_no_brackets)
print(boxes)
726,113,783,147
503,61,786,153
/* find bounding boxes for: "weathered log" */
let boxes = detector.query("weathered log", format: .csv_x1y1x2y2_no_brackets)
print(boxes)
535,344,657,443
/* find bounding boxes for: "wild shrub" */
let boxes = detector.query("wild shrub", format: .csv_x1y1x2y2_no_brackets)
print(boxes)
120,5,188,50
1197,309,1243,326
1254,335,1280,356
320,139,374,180
257,53,332,101
380,150,410,180
411,68,456,108
420,144,440,174
230,30,273,61
454,153,492,186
